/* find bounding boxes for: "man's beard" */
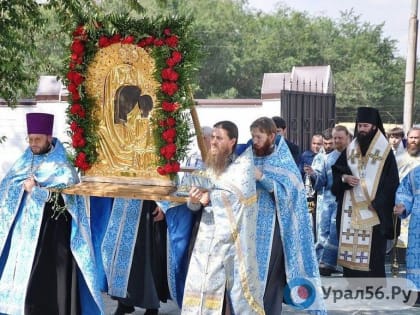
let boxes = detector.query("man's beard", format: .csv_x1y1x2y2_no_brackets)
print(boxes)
31,142,51,155
324,146,334,154
205,146,231,176
356,129,376,155
253,139,274,157
407,142,420,156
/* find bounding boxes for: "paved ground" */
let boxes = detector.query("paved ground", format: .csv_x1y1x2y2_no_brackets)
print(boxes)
103,258,420,315
104,295,420,315
104,296,179,315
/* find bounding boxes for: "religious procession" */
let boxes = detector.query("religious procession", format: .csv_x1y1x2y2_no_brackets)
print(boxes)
2,2,420,315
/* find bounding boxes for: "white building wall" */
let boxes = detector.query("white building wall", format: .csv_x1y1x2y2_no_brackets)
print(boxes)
0,102,69,178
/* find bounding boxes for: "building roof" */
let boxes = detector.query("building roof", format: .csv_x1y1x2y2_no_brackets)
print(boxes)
261,65,334,99
35,75,68,101
261,73,290,100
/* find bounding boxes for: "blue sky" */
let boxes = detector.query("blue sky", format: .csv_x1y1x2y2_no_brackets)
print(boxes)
247,0,415,57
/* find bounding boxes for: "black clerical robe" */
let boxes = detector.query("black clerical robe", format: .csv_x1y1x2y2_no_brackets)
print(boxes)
332,147,399,277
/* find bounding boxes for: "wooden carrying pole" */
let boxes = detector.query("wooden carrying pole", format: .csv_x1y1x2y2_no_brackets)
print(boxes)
190,99,207,162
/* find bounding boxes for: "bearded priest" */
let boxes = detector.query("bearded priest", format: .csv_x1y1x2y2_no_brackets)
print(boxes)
332,107,399,278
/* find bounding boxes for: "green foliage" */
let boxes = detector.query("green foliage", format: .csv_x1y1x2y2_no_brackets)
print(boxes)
0,0,44,105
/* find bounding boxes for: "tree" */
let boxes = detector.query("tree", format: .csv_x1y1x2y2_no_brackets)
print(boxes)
0,1,44,105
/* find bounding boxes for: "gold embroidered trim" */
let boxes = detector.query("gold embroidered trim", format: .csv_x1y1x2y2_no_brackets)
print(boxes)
222,194,265,315
183,295,201,307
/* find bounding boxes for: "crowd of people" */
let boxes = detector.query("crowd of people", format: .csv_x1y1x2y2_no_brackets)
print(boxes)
0,108,420,315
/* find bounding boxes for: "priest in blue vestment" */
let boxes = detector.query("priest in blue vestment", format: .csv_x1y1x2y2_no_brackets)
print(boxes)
394,164,420,306
250,117,325,314
0,113,104,314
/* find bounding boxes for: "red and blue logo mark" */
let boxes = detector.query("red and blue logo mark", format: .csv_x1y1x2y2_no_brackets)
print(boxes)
284,278,317,309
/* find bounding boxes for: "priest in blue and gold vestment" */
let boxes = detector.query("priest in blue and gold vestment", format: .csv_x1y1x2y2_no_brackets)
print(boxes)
182,121,265,314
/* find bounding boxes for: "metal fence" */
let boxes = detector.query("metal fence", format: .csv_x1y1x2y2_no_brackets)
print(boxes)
281,89,336,152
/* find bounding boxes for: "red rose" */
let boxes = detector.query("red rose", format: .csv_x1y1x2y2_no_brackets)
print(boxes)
165,35,178,48
172,51,182,63
161,101,179,112
72,25,86,37
162,128,177,143
75,152,89,171
144,36,155,46
70,103,86,118
166,51,182,67
166,58,176,68
137,39,147,47
75,152,84,162
98,36,110,48
163,163,173,174
166,117,176,127
160,143,177,159
70,121,79,132
163,28,171,36
72,132,86,148
70,103,82,114
157,166,167,175
77,138,86,148
67,82,78,94
71,39,85,55
161,82,178,96
72,90,81,101
67,71,84,85
154,38,165,46
76,151,86,161
71,53,83,64
110,34,121,44
166,143,177,154
171,161,180,172
121,35,135,44
160,146,168,159
75,127,84,134
161,68,179,81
